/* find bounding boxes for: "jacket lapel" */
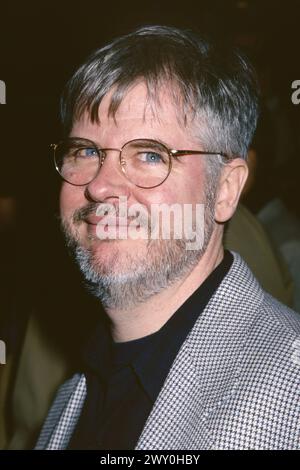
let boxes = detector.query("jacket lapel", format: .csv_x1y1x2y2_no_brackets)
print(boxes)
135,338,214,449
135,251,264,449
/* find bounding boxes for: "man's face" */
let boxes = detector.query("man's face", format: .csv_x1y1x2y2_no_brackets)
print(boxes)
60,82,216,309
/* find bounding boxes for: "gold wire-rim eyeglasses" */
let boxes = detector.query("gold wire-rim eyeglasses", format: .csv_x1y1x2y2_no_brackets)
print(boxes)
51,137,232,189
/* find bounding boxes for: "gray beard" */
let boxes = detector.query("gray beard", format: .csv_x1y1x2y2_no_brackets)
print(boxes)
61,195,216,311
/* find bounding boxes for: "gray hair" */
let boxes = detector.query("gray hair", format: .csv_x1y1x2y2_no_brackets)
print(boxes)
60,25,260,174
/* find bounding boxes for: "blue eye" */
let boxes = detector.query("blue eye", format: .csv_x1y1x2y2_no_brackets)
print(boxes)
141,152,163,164
77,147,98,158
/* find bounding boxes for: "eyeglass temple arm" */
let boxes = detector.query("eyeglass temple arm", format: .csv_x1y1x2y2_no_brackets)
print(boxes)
170,149,230,158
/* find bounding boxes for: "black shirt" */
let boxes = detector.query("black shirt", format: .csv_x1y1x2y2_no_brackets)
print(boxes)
68,250,233,450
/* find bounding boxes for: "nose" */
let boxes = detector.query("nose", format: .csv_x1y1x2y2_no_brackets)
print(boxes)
84,148,131,202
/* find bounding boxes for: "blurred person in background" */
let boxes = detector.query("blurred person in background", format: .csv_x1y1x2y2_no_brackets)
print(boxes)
243,105,300,312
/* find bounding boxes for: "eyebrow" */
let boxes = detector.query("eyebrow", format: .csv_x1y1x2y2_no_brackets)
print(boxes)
68,135,174,150
67,136,98,146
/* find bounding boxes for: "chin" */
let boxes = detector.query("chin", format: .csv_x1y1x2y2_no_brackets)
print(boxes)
88,236,146,260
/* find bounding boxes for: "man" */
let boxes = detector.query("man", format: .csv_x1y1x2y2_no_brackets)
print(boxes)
36,26,300,450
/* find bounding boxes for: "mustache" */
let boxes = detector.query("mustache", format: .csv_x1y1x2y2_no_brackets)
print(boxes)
72,202,150,228
73,203,99,225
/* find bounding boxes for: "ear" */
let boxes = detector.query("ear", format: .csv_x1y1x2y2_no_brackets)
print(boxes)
214,158,249,223
242,148,257,196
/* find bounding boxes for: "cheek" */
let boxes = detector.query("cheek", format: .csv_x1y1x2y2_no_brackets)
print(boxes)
59,184,85,219
135,182,204,211
164,168,206,204
184,163,207,202
169,161,206,203
136,163,206,207
134,185,178,209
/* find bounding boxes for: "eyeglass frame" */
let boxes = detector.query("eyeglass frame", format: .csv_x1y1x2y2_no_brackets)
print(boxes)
51,137,232,189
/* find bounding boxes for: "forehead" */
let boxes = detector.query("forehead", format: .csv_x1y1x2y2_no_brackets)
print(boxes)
103,81,183,122
70,82,199,146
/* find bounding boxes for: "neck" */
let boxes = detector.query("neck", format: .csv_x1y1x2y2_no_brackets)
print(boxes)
107,230,224,343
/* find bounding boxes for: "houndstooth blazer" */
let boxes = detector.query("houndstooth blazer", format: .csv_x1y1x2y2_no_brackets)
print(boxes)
35,251,300,450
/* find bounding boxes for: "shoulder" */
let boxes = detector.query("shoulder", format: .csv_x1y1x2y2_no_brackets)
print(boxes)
262,292,300,333
234,267,300,384
209,262,300,448
230,293,300,448
245,292,300,394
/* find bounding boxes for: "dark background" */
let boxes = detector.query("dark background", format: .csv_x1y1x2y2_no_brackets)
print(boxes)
0,0,300,388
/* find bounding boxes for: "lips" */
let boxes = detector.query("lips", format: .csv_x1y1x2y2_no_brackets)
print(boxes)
84,214,103,225
84,214,130,227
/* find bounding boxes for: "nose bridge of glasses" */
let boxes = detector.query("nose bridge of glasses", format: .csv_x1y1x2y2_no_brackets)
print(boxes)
98,147,122,164
93,146,129,186
94,148,123,176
